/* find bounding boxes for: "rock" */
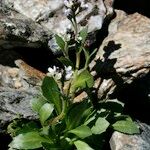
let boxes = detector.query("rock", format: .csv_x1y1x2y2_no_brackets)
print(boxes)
7,68,19,77
0,65,39,131
90,10,150,99
4,0,64,22
0,4,52,49
104,0,115,16
2,0,114,47
110,122,150,150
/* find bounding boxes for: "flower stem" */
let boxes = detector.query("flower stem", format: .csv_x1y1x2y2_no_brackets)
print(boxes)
72,13,78,40
76,52,80,70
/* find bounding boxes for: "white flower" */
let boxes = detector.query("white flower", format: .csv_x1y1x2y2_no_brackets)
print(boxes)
47,65,74,81
65,72,73,80
55,72,62,80
65,66,74,80
48,66,56,76
65,66,72,72
47,66,62,80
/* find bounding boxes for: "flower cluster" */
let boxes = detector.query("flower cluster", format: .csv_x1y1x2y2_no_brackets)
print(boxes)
64,0,81,10
47,65,74,81
65,66,74,80
47,66,62,80
64,0,88,19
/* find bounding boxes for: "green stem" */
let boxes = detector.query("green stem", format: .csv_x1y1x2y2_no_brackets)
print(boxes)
49,98,66,126
67,14,80,98
74,15,81,71
76,52,80,70
72,15,78,40
84,57,89,70
64,42,69,58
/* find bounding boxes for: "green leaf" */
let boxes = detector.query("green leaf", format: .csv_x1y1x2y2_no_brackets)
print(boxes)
42,76,62,114
55,34,65,50
16,122,40,135
114,115,132,122
70,70,94,93
84,115,96,126
7,120,40,137
9,131,51,149
91,117,110,135
79,27,88,44
69,125,92,139
41,126,50,135
60,138,73,150
58,56,74,68
74,140,93,150
112,120,140,134
39,103,54,125
99,99,124,113
31,96,47,113
42,142,62,150
66,101,89,130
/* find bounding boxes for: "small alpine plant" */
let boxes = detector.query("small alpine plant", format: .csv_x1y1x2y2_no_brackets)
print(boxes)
8,0,140,149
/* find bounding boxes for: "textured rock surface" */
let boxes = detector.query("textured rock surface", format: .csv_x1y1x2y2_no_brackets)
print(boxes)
110,122,150,150
0,4,52,49
1,0,114,48
3,0,64,22
90,10,150,99
0,65,39,130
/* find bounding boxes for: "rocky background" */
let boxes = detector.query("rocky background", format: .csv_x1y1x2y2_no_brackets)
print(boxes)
0,0,150,149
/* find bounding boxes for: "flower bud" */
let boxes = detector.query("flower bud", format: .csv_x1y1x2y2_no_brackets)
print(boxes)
48,38,59,54
64,8,74,19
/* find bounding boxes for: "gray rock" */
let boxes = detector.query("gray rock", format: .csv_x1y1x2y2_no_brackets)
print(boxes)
0,5,52,49
110,122,150,150
0,65,39,130
1,0,114,48
4,0,64,22
90,10,150,99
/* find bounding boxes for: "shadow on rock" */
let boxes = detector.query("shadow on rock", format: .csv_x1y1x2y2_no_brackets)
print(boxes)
92,40,150,125
114,72,150,125
93,40,123,99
